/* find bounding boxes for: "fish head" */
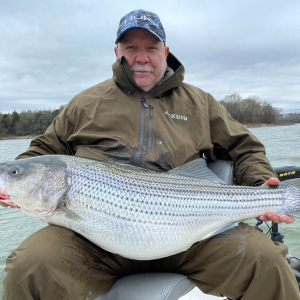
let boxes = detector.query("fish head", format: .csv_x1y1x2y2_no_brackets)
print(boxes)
0,156,69,221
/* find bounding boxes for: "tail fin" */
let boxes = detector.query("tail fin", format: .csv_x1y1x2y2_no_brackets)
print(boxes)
283,179,300,219
283,178,300,190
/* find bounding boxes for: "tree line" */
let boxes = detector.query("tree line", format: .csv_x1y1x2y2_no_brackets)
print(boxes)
1,96,299,137
0,105,65,137
219,93,299,124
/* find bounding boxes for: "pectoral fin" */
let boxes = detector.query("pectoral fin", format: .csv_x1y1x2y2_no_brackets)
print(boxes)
208,223,239,238
57,204,83,222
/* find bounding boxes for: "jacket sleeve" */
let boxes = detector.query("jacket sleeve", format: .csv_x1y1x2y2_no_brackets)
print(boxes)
204,94,277,186
16,104,76,160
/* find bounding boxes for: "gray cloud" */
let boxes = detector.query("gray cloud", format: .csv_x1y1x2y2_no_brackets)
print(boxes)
0,0,299,113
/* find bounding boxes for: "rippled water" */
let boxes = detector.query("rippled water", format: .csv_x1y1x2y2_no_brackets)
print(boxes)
0,139,47,297
0,124,300,299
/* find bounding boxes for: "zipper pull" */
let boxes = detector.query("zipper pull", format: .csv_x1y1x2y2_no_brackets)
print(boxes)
141,97,148,108
149,105,153,118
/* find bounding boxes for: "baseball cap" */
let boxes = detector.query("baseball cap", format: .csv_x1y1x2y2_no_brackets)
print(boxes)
115,9,166,44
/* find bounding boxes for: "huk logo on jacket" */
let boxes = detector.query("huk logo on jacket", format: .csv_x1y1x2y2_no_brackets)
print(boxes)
164,111,188,121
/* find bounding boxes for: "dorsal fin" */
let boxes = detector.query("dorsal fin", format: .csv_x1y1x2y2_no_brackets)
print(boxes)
116,163,155,173
168,158,226,184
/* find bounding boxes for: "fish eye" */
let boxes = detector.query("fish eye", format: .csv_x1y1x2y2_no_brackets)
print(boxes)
11,168,19,176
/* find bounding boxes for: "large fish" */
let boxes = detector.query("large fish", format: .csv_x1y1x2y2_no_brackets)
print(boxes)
0,155,299,260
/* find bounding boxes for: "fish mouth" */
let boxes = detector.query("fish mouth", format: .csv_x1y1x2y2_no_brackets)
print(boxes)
0,175,56,215
0,191,54,215
0,175,12,205
0,187,19,208
0,174,7,190
0,176,21,209
0,192,11,201
20,205,57,221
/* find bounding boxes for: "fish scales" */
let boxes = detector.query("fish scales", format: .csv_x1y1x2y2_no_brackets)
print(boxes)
0,155,299,260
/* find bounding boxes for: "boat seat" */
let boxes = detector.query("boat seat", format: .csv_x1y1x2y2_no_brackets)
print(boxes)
95,159,234,300
95,272,195,300
207,159,234,185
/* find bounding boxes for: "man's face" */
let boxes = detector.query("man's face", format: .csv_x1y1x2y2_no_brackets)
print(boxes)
114,29,170,92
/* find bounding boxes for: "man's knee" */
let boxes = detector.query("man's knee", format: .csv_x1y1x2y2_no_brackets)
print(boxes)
5,225,75,278
185,223,297,299
206,222,289,272
234,223,288,267
2,226,93,299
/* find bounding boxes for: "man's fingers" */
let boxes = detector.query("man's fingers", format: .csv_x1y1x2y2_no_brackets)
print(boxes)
279,215,294,224
259,211,294,224
259,178,294,224
262,177,280,186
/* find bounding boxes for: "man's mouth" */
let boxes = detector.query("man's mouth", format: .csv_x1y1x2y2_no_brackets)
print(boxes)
130,66,154,73
133,71,152,78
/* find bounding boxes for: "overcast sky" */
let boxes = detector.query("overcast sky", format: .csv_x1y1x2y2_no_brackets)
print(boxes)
1,0,299,114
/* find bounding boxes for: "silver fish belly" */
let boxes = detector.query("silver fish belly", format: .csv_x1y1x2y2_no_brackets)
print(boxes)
46,156,300,260
0,155,299,260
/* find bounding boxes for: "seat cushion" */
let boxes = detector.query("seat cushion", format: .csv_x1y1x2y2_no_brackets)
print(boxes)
95,273,195,300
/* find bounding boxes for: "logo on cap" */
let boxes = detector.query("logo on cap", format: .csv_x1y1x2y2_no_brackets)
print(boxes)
116,10,166,44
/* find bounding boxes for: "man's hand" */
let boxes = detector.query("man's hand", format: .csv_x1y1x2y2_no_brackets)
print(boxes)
0,202,10,208
258,177,294,224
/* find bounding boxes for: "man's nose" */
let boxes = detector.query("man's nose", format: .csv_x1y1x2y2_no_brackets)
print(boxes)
135,50,149,64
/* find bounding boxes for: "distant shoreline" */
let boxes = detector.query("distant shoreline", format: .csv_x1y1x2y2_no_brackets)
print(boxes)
242,122,295,128
0,122,296,141
0,135,39,141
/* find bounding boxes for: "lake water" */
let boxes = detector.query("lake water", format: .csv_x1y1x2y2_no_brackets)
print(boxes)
1,123,300,299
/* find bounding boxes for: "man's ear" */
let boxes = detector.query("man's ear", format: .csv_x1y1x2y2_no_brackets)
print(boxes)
114,46,119,60
165,46,170,58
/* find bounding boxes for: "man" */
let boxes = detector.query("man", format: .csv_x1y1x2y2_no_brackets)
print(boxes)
1,9,298,300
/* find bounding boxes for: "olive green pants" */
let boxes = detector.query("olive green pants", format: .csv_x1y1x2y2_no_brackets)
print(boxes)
2,223,299,300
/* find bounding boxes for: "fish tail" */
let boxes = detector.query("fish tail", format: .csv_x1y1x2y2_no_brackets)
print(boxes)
283,180,300,219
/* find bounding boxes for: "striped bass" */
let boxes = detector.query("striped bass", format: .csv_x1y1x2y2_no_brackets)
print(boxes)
0,155,299,260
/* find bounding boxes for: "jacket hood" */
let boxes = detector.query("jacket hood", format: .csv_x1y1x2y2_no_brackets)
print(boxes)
112,52,185,97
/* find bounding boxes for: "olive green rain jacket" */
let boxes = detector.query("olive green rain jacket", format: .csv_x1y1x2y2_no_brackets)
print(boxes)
17,53,277,186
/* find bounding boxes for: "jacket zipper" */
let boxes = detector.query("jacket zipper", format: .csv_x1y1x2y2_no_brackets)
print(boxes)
145,105,153,154
134,100,153,163
134,97,148,165
121,62,181,166
120,63,146,166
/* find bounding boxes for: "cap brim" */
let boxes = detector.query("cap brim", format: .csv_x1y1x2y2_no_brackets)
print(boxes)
115,27,164,44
